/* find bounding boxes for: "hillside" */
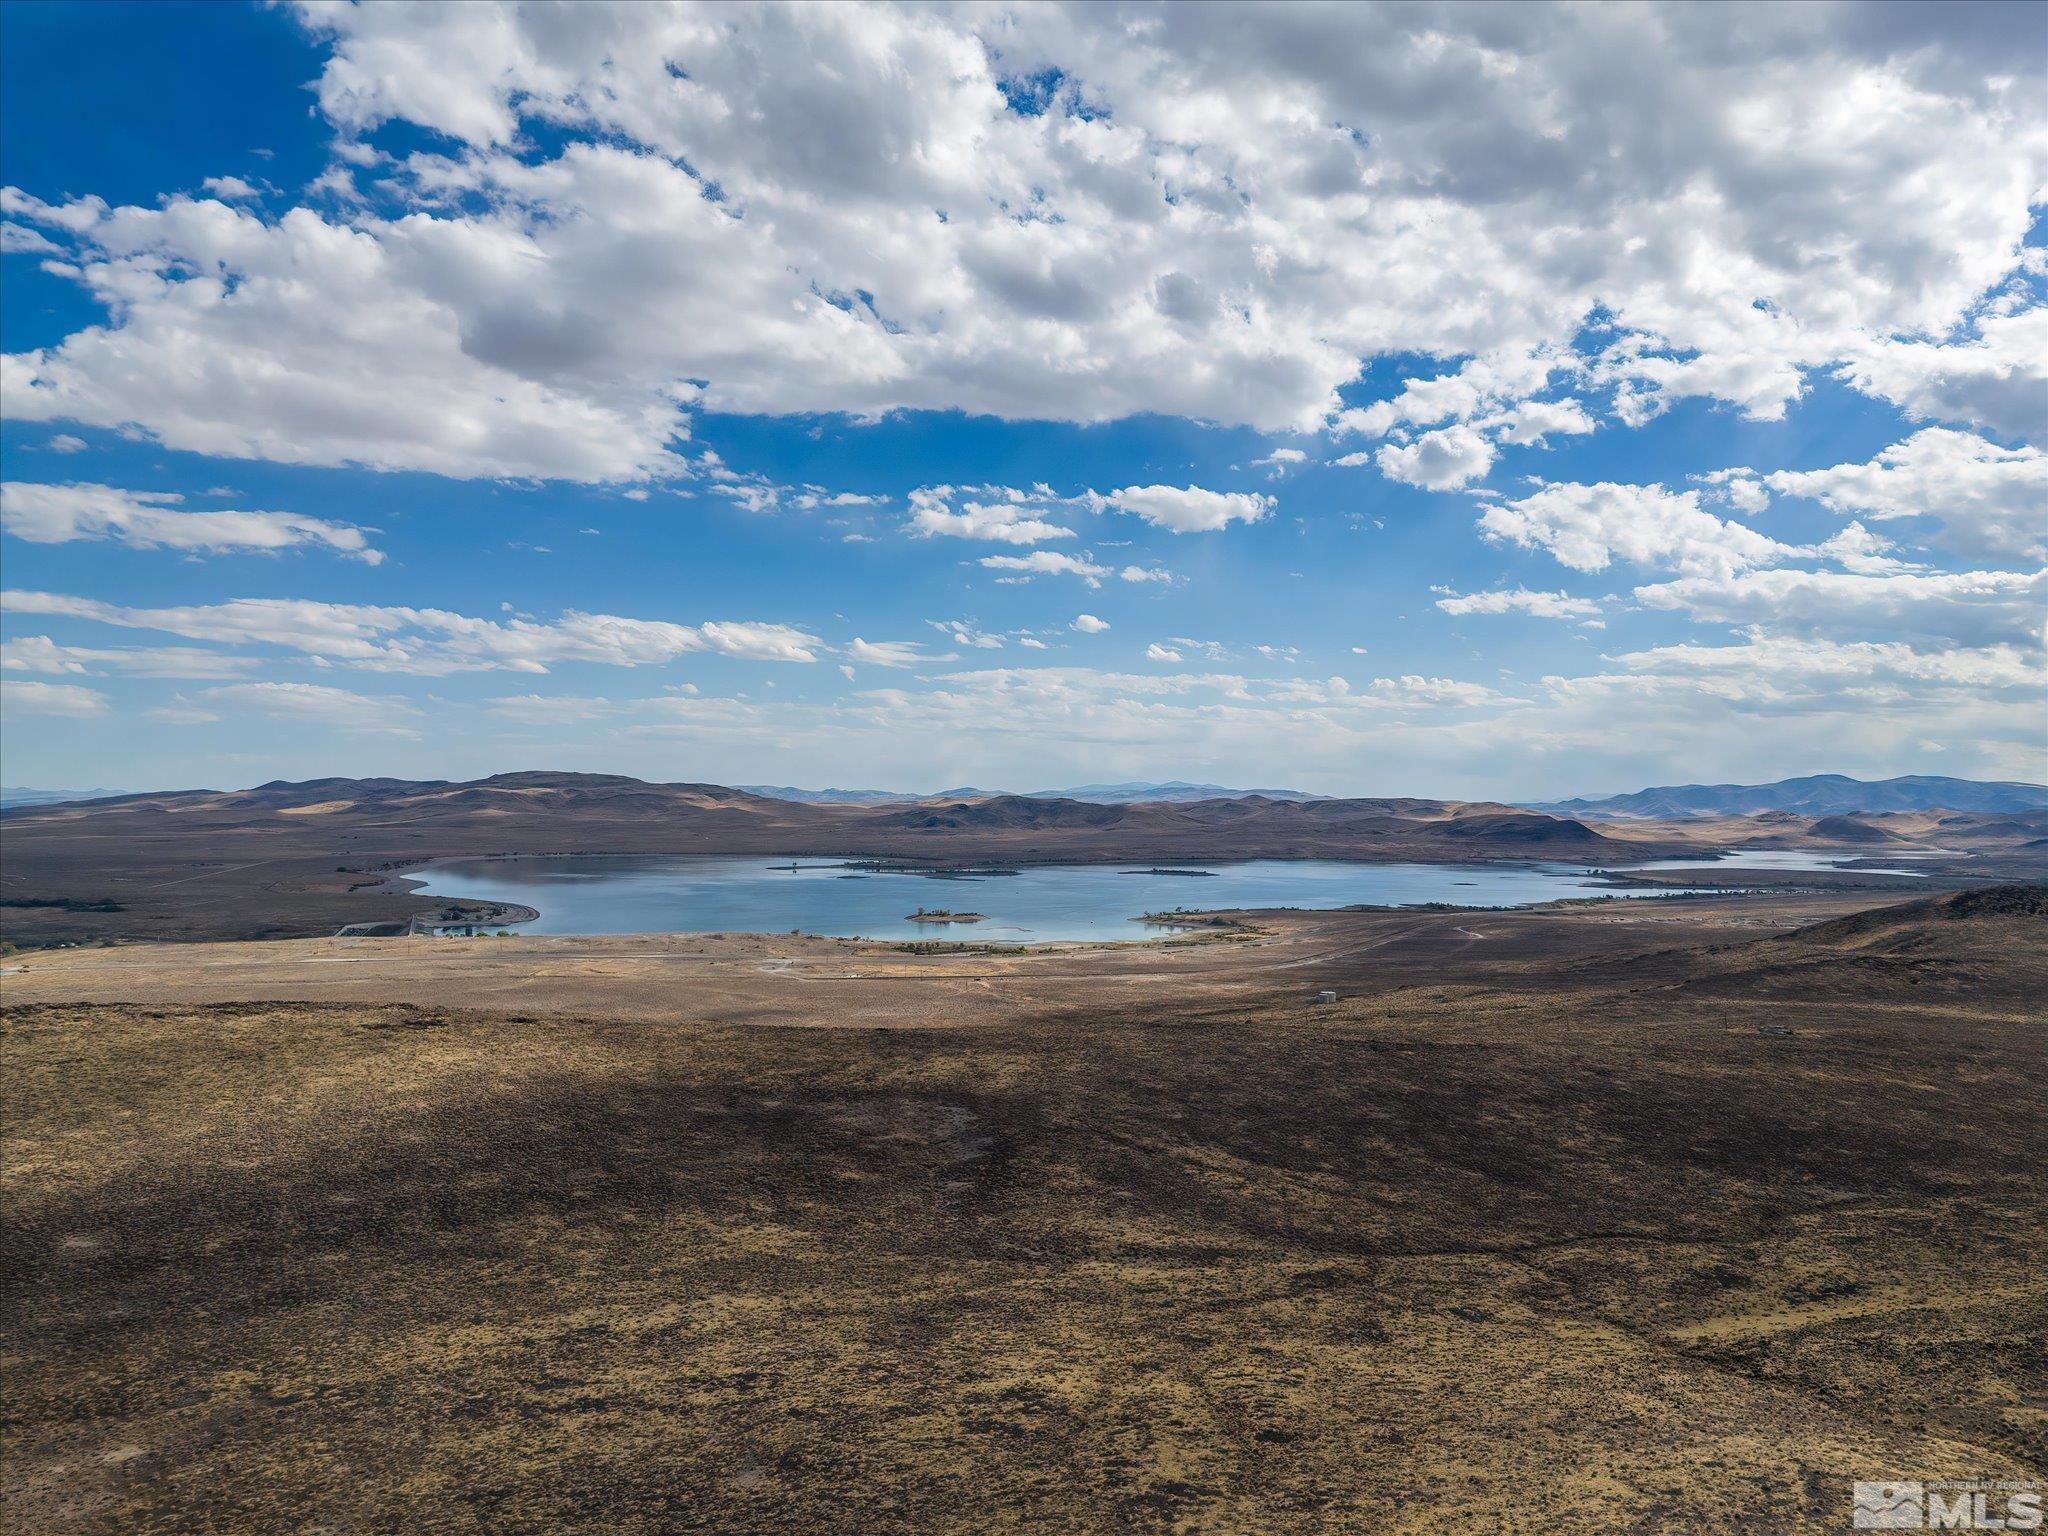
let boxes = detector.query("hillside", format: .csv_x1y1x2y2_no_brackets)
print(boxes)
1804,814,1905,843
1530,773,2048,819
1776,881,2048,950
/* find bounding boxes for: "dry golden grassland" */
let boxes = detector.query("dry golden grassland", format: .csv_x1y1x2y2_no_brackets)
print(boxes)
3,892,2043,1533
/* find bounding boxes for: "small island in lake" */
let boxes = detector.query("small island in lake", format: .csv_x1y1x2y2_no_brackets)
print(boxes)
907,908,987,924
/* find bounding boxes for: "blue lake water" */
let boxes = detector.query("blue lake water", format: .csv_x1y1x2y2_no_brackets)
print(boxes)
1632,848,1941,878
408,851,1916,943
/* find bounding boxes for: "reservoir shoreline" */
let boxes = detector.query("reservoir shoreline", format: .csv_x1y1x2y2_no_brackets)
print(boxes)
401,849,1934,943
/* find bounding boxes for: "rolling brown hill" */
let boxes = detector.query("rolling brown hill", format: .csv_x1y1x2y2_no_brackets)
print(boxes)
1805,814,1905,843
1774,880,2048,949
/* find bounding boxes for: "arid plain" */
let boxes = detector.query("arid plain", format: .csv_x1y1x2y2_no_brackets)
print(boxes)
5,820,2045,1534
7,0,2045,1531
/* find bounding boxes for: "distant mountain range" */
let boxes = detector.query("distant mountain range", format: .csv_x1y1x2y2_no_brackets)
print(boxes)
739,780,1322,805
1526,774,2048,819
0,786,126,808
12,779,1316,811
1029,781,1323,803
14,773,2037,816
735,784,950,805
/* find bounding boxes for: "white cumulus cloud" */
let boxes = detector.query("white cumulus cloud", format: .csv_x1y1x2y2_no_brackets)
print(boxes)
0,3,2034,478
980,551,1111,585
1433,588,1603,622
1376,427,1497,490
907,486,1076,545
1,481,383,562
1,678,109,717
1479,482,1793,577
1838,306,2048,443
1762,428,2048,561
1107,484,1273,534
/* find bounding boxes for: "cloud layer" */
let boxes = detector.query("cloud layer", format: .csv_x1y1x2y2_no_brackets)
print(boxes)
2,3,2040,480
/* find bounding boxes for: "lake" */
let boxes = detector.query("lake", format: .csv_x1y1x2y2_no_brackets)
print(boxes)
407,850,1917,943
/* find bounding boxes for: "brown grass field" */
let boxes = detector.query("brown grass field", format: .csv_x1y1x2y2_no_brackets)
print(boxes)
3,888,2044,1533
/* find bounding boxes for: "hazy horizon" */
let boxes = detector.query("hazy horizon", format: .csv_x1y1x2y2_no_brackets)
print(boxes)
4,766,2043,814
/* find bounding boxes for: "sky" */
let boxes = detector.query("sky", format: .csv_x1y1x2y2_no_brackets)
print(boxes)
0,0,2043,800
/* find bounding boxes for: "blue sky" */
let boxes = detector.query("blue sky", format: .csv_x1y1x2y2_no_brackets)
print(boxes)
2,1,2042,798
